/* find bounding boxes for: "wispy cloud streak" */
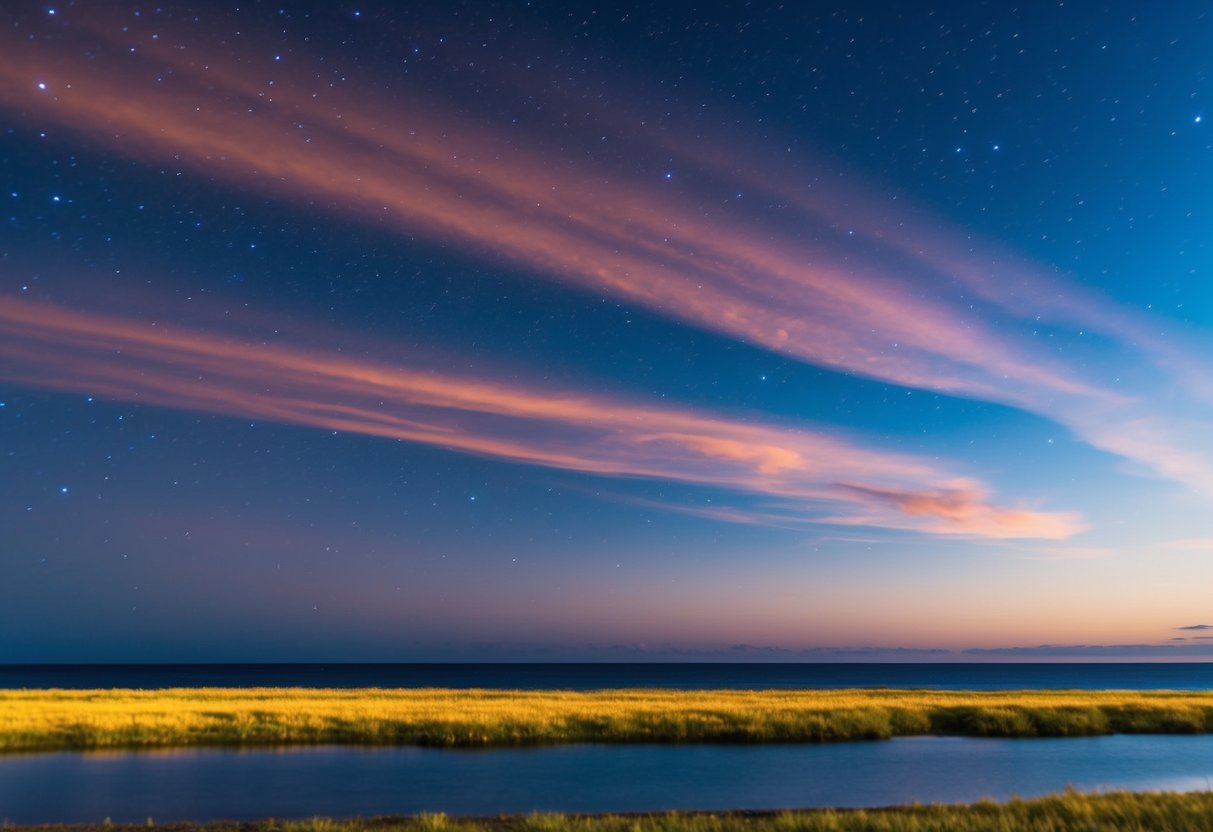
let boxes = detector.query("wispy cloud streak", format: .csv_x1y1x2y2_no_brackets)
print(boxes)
1,11,1211,493
0,294,1079,538
0,20,1095,395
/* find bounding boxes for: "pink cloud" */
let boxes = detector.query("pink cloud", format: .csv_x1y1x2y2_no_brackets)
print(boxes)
0,294,1079,539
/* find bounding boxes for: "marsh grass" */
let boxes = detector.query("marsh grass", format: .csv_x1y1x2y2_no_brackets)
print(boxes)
9,792,1213,832
3,687,1213,752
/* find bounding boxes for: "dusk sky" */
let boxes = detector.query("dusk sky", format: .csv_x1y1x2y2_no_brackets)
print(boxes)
3,1,1213,662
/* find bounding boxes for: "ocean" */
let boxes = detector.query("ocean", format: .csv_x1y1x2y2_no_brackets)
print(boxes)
2,662,1211,689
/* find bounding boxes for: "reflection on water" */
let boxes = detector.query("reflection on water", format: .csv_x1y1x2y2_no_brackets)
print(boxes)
2,735,1213,824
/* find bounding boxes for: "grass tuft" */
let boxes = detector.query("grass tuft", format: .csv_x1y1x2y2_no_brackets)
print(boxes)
6,792,1213,832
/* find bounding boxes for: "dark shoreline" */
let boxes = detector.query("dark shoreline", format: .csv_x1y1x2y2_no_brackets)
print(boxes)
5,662,1213,691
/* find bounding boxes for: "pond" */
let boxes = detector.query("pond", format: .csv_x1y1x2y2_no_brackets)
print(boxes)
3,735,1213,824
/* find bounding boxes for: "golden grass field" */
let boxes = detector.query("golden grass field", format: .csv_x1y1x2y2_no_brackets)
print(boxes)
4,687,1213,751
9,791,1213,832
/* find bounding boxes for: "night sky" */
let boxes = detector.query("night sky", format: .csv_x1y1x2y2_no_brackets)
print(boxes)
3,1,1213,662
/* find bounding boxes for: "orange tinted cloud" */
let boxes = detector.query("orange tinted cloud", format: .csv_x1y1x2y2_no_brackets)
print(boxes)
0,294,1080,539
838,484,1081,540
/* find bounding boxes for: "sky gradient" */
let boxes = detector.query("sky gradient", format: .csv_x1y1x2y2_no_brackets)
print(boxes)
2,1,1212,661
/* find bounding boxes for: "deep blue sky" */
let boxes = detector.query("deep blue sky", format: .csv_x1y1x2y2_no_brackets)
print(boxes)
2,0,1212,661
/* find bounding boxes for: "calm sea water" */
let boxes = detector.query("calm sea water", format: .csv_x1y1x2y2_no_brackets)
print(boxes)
3,735,1213,824
3,662,1213,689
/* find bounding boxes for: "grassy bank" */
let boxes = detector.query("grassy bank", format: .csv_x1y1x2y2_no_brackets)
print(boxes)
4,687,1213,752
9,792,1213,832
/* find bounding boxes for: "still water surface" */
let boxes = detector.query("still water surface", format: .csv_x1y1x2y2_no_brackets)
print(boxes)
3,735,1213,824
